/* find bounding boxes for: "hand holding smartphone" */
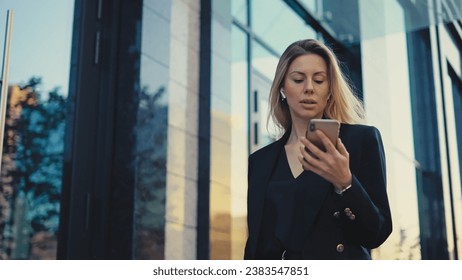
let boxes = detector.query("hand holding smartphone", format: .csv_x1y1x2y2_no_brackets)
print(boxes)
305,119,340,152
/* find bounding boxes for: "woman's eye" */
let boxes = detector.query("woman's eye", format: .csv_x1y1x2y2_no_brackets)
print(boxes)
314,80,324,84
294,79,304,83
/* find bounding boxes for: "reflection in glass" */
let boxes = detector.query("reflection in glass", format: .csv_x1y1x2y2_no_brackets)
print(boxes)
133,3,171,259
251,0,316,54
450,71,462,194
448,66,462,258
251,41,278,84
0,0,73,259
300,0,317,13
232,0,247,25
228,25,248,259
133,84,167,260
1,79,67,259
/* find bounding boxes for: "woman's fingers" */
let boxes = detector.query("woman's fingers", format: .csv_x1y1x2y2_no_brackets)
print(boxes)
300,137,324,159
337,138,349,158
298,153,323,174
298,143,323,171
299,134,351,186
315,130,337,154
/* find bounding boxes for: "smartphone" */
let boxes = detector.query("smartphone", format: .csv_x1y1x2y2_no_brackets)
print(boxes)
305,119,340,151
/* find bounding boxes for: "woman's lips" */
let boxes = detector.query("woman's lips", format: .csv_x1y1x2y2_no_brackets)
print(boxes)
300,99,316,104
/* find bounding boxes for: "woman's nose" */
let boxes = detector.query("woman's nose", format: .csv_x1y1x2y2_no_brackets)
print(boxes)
305,81,314,94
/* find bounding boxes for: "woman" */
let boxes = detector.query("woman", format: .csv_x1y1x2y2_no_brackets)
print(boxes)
244,39,392,260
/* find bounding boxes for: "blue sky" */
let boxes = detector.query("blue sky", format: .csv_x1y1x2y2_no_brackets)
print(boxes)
0,0,74,96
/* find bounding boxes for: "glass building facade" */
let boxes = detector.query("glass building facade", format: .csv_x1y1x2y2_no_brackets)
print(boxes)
0,0,461,260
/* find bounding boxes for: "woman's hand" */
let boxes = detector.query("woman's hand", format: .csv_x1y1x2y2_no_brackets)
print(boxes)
298,130,352,191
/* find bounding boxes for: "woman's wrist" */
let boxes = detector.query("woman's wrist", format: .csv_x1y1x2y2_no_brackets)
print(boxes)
334,174,352,194
334,183,352,194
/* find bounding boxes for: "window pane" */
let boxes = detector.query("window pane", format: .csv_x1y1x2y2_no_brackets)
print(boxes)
0,0,74,259
252,41,278,82
232,0,247,25
251,0,316,54
299,0,317,13
228,26,248,259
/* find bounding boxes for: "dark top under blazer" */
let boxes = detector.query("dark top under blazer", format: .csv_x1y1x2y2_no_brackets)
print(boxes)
244,124,392,259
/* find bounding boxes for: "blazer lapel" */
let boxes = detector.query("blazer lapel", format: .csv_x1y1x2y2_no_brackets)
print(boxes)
248,133,288,243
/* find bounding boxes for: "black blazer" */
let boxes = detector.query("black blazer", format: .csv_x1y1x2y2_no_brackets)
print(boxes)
244,124,392,260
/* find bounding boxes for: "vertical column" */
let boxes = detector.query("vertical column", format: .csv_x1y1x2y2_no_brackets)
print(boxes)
208,0,233,260
164,0,201,260
359,0,421,259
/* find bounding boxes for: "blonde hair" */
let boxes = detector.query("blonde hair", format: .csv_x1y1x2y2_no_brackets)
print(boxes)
268,39,365,133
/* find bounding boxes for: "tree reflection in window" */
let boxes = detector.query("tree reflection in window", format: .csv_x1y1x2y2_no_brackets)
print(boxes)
134,85,167,260
0,77,66,260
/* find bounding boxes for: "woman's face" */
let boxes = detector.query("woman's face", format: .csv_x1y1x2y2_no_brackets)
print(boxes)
282,54,330,122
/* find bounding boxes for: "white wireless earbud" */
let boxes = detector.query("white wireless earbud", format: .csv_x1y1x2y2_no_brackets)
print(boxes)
279,89,287,100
